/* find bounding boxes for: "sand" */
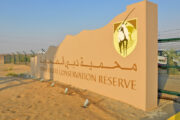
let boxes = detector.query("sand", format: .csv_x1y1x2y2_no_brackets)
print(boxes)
0,64,30,77
0,64,179,120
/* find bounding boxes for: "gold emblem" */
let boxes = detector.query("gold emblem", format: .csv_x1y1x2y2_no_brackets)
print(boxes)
113,19,137,57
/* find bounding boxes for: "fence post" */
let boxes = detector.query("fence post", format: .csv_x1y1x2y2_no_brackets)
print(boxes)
23,51,27,64
167,55,169,74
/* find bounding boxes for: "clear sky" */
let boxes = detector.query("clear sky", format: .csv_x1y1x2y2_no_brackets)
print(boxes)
0,0,180,54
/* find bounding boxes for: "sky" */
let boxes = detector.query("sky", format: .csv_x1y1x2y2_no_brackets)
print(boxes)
0,0,180,54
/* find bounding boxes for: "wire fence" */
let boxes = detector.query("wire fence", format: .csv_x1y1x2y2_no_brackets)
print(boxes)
158,37,180,95
158,38,180,75
3,54,33,64
0,50,36,65
2,54,34,65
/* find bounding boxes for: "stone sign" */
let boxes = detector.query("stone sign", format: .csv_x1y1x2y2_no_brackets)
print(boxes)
31,0,158,111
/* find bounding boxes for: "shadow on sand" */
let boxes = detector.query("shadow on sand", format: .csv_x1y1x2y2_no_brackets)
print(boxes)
0,76,37,91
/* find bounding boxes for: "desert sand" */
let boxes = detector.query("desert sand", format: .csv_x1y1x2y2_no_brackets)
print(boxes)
0,64,179,120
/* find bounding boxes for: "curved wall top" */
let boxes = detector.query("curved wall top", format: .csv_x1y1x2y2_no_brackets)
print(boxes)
38,0,158,111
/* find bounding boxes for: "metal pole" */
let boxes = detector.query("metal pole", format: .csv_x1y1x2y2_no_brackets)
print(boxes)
167,54,169,74
30,50,35,57
23,51,27,64
16,52,20,64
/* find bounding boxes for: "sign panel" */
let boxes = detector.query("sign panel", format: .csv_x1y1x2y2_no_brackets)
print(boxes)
31,0,158,111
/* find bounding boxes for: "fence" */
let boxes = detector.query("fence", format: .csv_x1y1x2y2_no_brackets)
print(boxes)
158,38,180,75
1,51,36,65
158,38,180,95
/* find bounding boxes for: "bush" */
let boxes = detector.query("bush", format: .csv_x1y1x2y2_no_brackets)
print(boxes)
6,72,18,77
166,49,180,75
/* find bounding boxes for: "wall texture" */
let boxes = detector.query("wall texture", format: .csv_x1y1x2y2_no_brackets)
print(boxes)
31,0,158,111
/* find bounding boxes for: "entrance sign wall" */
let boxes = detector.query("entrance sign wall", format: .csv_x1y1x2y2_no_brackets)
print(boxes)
31,0,158,111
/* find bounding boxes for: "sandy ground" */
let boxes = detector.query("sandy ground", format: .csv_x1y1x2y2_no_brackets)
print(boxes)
0,64,179,120
0,64,30,77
